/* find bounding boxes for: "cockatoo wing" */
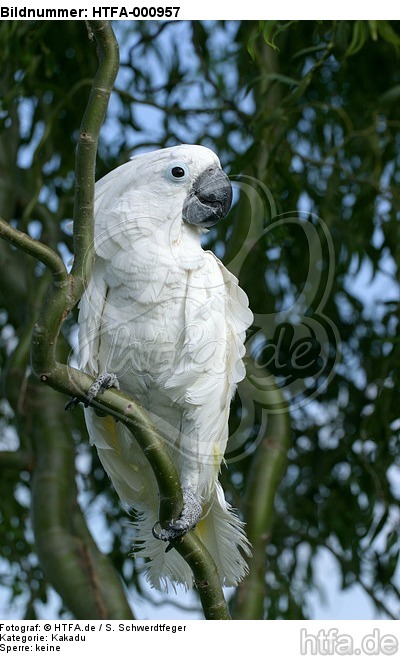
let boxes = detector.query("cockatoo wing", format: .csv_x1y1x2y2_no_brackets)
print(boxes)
162,250,253,492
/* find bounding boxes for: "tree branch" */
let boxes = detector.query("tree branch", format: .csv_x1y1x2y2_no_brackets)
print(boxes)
52,367,231,618
0,218,67,285
29,382,134,620
70,21,120,301
1,285,134,620
172,533,231,619
233,378,290,619
0,450,33,471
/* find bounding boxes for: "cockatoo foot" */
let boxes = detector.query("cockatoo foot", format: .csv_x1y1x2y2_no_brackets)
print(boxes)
85,372,120,406
64,372,120,412
152,487,202,543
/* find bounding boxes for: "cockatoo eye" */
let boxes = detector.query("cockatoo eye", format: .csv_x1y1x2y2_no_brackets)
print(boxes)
167,162,189,182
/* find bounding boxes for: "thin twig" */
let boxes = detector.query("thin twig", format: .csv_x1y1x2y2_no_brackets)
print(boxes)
0,218,67,285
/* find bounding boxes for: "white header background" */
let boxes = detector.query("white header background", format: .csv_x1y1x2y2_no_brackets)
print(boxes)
0,1,400,20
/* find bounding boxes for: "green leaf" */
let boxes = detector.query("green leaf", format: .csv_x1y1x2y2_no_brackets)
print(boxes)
377,20,400,47
345,20,370,57
247,30,259,60
379,84,400,104
368,21,379,41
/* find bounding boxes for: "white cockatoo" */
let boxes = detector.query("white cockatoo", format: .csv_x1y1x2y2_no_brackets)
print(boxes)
77,144,253,590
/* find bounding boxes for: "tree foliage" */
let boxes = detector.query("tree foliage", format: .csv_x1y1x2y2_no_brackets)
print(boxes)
0,20,399,619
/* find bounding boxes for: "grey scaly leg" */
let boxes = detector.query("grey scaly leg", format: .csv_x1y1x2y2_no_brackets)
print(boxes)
65,372,119,411
152,486,202,544
85,372,120,406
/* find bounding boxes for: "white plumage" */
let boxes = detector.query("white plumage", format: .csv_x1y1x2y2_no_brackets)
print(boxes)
78,144,253,590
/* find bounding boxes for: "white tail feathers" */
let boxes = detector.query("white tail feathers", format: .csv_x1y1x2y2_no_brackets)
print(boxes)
133,481,251,591
85,408,251,590
85,408,251,591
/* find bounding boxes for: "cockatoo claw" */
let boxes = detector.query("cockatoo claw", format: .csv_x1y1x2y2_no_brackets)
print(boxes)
64,372,120,412
85,372,120,406
152,487,202,544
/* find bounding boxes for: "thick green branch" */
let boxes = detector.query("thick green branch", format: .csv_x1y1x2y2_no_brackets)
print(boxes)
2,316,134,620
70,20,120,301
233,380,290,619
0,450,33,471
29,21,119,374
27,21,120,374
39,364,230,619
173,534,231,619
56,363,184,524
29,382,134,620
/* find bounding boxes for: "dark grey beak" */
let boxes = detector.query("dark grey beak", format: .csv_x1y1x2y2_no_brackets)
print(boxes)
182,166,232,228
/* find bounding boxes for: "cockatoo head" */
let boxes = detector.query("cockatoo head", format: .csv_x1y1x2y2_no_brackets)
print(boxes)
95,144,232,230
